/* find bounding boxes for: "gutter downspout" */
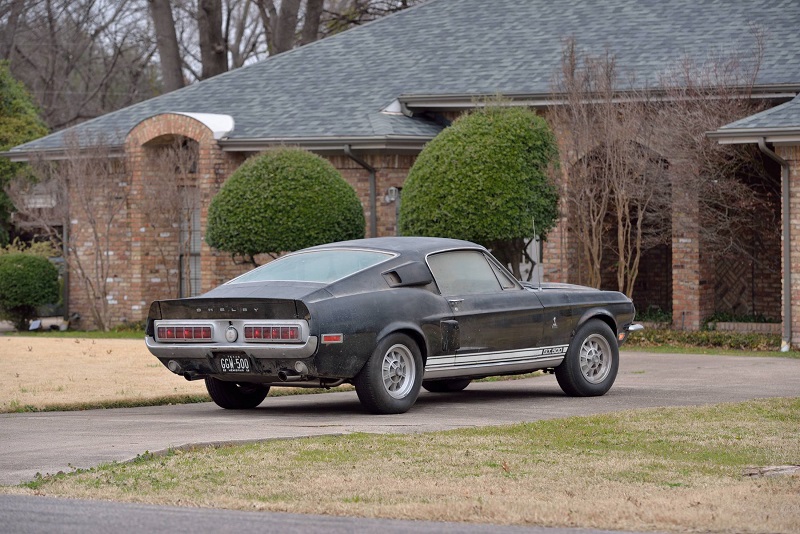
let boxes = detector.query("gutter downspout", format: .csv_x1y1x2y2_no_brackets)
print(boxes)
758,138,791,351
344,145,377,238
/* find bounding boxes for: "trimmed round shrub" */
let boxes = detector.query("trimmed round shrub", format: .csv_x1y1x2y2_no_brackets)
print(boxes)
399,106,559,269
0,253,60,331
206,148,365,261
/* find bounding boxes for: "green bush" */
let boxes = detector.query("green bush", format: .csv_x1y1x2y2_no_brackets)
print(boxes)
0,238,59,258
206,148,365,262
626,328,781,351
398,105,559,272
703,311,779,326
0,62,49,246
0,253,59,331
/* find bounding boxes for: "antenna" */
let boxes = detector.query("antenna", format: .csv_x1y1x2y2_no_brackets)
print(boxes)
533,217,542,291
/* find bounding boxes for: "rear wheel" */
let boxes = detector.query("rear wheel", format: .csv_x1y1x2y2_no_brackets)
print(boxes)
205,378,270,409
422,378,472,393
555,319,618,397
354,333,423,414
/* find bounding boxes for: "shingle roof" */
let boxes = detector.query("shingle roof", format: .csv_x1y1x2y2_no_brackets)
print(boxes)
707,95,800,144
718,95,800,131
8,0,800,156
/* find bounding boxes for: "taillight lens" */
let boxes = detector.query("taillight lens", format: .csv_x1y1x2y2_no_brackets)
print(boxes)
243,324,301,343
157,325,212,342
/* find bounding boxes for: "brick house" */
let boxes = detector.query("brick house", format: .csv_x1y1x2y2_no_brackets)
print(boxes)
709,96,800,349
4,0,800,342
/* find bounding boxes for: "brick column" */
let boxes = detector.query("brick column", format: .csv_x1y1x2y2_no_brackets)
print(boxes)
542,214,574,283
777,145,800,346
542,161,578,284
126,113,244,322
671,173,715,330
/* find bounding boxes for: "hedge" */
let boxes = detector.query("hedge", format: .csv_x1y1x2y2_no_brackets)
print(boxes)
206,148,365,261
0,253,60,331
626,328,782,352
399,105,559,243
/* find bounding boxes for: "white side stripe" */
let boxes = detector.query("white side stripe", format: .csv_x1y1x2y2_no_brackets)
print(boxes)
425,344,568,371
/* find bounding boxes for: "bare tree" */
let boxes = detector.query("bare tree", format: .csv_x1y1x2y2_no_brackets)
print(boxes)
149,0,185,91
255,0,422,56
255,0,301,55
141,137,202,298
7,134,129,331
6,0,158,129
654,34,774,266
299,0,324,45
321,0,420,36
550,32,773,302
0,0,26,60
550,40,671,295
225,0,266,68
198,0,228,78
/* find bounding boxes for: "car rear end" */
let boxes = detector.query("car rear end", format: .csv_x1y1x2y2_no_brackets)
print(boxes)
145,297,322,384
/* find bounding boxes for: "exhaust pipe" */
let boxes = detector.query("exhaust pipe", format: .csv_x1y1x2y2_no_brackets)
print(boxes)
278,369,304,382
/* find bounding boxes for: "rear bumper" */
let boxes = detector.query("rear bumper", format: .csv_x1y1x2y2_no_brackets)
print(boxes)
145,335,319,360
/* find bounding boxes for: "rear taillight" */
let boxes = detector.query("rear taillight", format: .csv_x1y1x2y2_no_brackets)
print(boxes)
244,324,301,343
156,325,212,342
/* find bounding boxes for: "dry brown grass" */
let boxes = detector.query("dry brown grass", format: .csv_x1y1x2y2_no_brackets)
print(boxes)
0,337,207,411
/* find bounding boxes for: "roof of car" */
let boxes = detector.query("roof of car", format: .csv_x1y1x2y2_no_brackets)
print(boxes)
305,236,484,256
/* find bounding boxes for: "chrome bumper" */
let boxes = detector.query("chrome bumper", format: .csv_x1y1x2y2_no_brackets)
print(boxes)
145,335,319,360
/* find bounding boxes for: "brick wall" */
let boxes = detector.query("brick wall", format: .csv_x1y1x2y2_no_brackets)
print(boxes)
777,145,800,345
327,153,415,237
65,159,134,329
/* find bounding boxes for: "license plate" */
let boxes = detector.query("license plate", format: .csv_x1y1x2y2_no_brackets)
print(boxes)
219,354,251,373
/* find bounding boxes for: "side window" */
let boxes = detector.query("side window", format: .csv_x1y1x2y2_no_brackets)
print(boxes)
428,250,503,296
488,257,519,289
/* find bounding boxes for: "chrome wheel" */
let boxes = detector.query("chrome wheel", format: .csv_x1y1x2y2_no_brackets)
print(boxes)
555,319,619,397
579,333,612,384
354,333,423,414
382,343,416,399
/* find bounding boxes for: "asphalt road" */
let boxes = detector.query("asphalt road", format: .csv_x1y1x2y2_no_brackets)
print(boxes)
0,494,639,534
1,351,799,486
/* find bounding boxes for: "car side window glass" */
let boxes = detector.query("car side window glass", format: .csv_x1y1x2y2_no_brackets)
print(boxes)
428,250,503,296
488,259,519,289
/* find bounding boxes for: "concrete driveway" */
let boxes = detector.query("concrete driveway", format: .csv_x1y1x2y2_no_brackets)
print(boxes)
1,351,798,485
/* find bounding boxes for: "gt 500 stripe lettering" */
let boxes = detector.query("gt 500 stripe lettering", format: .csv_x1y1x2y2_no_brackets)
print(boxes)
425,344,568,372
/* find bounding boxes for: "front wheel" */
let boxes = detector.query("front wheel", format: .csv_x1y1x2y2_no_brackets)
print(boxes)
205,378,270,409
354,333,423,414
555,319,619,397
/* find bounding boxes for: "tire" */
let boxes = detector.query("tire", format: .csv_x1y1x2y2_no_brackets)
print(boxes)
354,333,423,414
555,319,619,397
422,378,472,393
205,378,270,409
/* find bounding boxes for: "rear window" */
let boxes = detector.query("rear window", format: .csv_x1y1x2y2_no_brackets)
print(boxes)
227,249,394,284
